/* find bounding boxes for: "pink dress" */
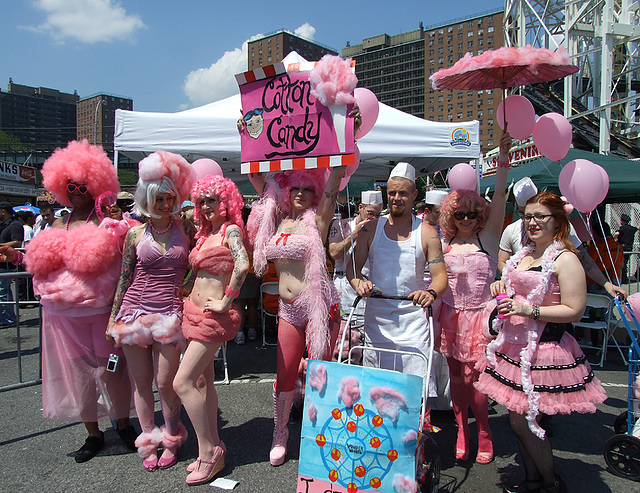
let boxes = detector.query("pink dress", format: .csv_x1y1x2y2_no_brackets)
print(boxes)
439,250,496,362
475,267,607,415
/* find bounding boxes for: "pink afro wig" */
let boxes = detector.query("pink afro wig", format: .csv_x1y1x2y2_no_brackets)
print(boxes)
138,150,196,203
439,189,490,240
192,175,245,244
42,139,119,207
277,168,329,213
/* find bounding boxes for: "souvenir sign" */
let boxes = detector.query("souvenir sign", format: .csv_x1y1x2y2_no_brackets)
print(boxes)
236,62,355,174
297,360,422,493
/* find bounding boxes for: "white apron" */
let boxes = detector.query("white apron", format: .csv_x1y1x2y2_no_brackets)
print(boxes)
333,217,367,317
364,216,436,397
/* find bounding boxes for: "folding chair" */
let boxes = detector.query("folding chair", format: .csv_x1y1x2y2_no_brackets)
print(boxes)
214,342,230,385
574,293,622,367
260,281,279,347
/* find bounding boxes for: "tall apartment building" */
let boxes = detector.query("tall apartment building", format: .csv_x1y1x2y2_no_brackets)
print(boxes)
343,27,426,118
248,30,337,69
0,81,79,152
426,10,504,150
77,93,133,152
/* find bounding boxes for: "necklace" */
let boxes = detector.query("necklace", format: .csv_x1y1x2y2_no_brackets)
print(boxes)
150,217,173,235
65,207,95,231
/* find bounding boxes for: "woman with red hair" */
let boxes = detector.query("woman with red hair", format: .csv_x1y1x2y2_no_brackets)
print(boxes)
24,140,136,462
107,151,196,471
173,174,249,485
478,192,606,493
247,165,345,466
437,131,512,465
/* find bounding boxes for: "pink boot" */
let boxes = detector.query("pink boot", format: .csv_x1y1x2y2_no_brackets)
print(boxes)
270,388,295,466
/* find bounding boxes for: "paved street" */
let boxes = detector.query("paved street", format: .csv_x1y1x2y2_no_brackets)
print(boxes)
1,307,639,492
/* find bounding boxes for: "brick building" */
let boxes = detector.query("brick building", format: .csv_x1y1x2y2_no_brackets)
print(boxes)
248,30,337,69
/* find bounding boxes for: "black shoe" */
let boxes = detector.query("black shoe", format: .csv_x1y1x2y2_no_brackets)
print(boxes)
503,480,541,493
74,433,104,463
541,475,568,493
116,425,138,451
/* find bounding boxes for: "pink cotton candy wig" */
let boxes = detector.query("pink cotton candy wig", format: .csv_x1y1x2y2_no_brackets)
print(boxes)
137,150,196,204
192,175,245,242
439,189,489,240
309,55,358,106
42,139,119,207
277,168,329,213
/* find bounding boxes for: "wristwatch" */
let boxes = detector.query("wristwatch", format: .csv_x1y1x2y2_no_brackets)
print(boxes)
426,289,438,300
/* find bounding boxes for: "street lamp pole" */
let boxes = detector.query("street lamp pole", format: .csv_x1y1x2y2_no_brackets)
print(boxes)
93,99,106,146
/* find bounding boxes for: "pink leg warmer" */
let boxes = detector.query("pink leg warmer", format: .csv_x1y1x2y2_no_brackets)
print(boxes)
161,422,187,450
134,427,163,458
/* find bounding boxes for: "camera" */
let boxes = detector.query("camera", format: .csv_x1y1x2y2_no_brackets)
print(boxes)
106,353,119,373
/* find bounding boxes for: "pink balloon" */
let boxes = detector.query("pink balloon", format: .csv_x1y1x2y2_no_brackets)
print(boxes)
354,88,379,139
497,95,536,140
192,158,223,180
447,163,477,192
532,113,572,161
339,145,361,191
558,159,609,213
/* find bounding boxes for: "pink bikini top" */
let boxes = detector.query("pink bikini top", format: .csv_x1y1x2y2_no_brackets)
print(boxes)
265,233,308,261
189,243,234,276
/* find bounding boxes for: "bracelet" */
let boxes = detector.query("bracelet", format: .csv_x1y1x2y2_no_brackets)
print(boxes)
529,304,540,320
225,286,240,299
426,288,438,300
12,250,24,266
497,159,509,169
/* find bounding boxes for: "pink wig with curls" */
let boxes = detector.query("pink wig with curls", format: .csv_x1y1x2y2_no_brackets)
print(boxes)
192,175,245,247
277,168,329,213
439,189,490,240
42,139,119,206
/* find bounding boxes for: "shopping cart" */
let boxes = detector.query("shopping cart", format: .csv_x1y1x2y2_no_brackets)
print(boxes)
603,297,640,481
337,292,441,493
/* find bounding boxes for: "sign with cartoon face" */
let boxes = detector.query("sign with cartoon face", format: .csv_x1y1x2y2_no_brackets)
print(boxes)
236,63,355,173
297,360,422,493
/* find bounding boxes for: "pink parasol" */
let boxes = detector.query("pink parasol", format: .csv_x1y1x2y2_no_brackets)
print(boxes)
430,46,578,91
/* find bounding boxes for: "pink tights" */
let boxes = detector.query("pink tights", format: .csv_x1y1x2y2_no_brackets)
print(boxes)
447,357,491,459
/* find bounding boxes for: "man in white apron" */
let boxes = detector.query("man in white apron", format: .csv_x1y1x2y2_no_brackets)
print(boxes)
347,163,448,394
329,190,383,318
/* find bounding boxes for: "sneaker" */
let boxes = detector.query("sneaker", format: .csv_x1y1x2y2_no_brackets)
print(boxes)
247,328,257,341
235,332,245,345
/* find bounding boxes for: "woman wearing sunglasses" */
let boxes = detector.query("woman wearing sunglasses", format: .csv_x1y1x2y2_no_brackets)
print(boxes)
437,130,512,465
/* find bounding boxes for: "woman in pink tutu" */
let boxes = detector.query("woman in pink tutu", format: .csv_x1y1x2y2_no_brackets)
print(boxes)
24,140,136,463
477,192,606,493
173,175,249,485
107,151,196,471
438,131,512,464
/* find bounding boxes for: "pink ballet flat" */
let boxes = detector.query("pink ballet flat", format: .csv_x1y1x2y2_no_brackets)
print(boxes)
185,441,226,486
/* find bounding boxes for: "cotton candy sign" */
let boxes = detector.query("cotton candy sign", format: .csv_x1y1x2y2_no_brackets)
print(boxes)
297,360,422,493
236,62,355,174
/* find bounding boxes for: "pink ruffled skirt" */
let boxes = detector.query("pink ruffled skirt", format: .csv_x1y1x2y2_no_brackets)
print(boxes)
439,302,493,362
475,332,607,415
110,313,183,347
182,297,240,344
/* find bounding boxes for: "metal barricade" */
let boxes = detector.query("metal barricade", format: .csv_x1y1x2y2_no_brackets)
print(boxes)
622,250,640,295
0,270,42,392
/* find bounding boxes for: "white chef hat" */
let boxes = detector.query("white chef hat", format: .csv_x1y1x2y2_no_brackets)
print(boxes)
389,162,415,182
513,177,538,207
425,189,449,205
361,190,383,205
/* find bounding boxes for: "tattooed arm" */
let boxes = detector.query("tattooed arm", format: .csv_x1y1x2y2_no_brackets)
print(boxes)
205,225,249,313
408,222,448,307
107,227,140,341
316,166,346,240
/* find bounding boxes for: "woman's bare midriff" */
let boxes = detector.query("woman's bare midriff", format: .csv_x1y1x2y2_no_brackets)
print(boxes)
273,258,307,302
189,270,231,310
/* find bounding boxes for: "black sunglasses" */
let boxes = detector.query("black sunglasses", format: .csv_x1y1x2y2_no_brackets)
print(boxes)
453,210,478,220
67,183,89,195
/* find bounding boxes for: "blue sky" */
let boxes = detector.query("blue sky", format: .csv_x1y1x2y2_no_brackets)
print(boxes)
3,0,503,113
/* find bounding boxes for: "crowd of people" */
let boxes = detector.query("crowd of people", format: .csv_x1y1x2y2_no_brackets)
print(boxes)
0,127,634,492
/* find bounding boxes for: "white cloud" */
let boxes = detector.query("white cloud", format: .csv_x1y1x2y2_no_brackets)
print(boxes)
294,23,316,41
183,24,317,107
27,0,145,43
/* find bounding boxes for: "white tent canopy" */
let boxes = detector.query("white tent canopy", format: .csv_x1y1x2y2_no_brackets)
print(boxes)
114,54,481,188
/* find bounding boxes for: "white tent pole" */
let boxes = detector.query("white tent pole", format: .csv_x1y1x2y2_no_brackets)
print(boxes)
114,150,119,172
